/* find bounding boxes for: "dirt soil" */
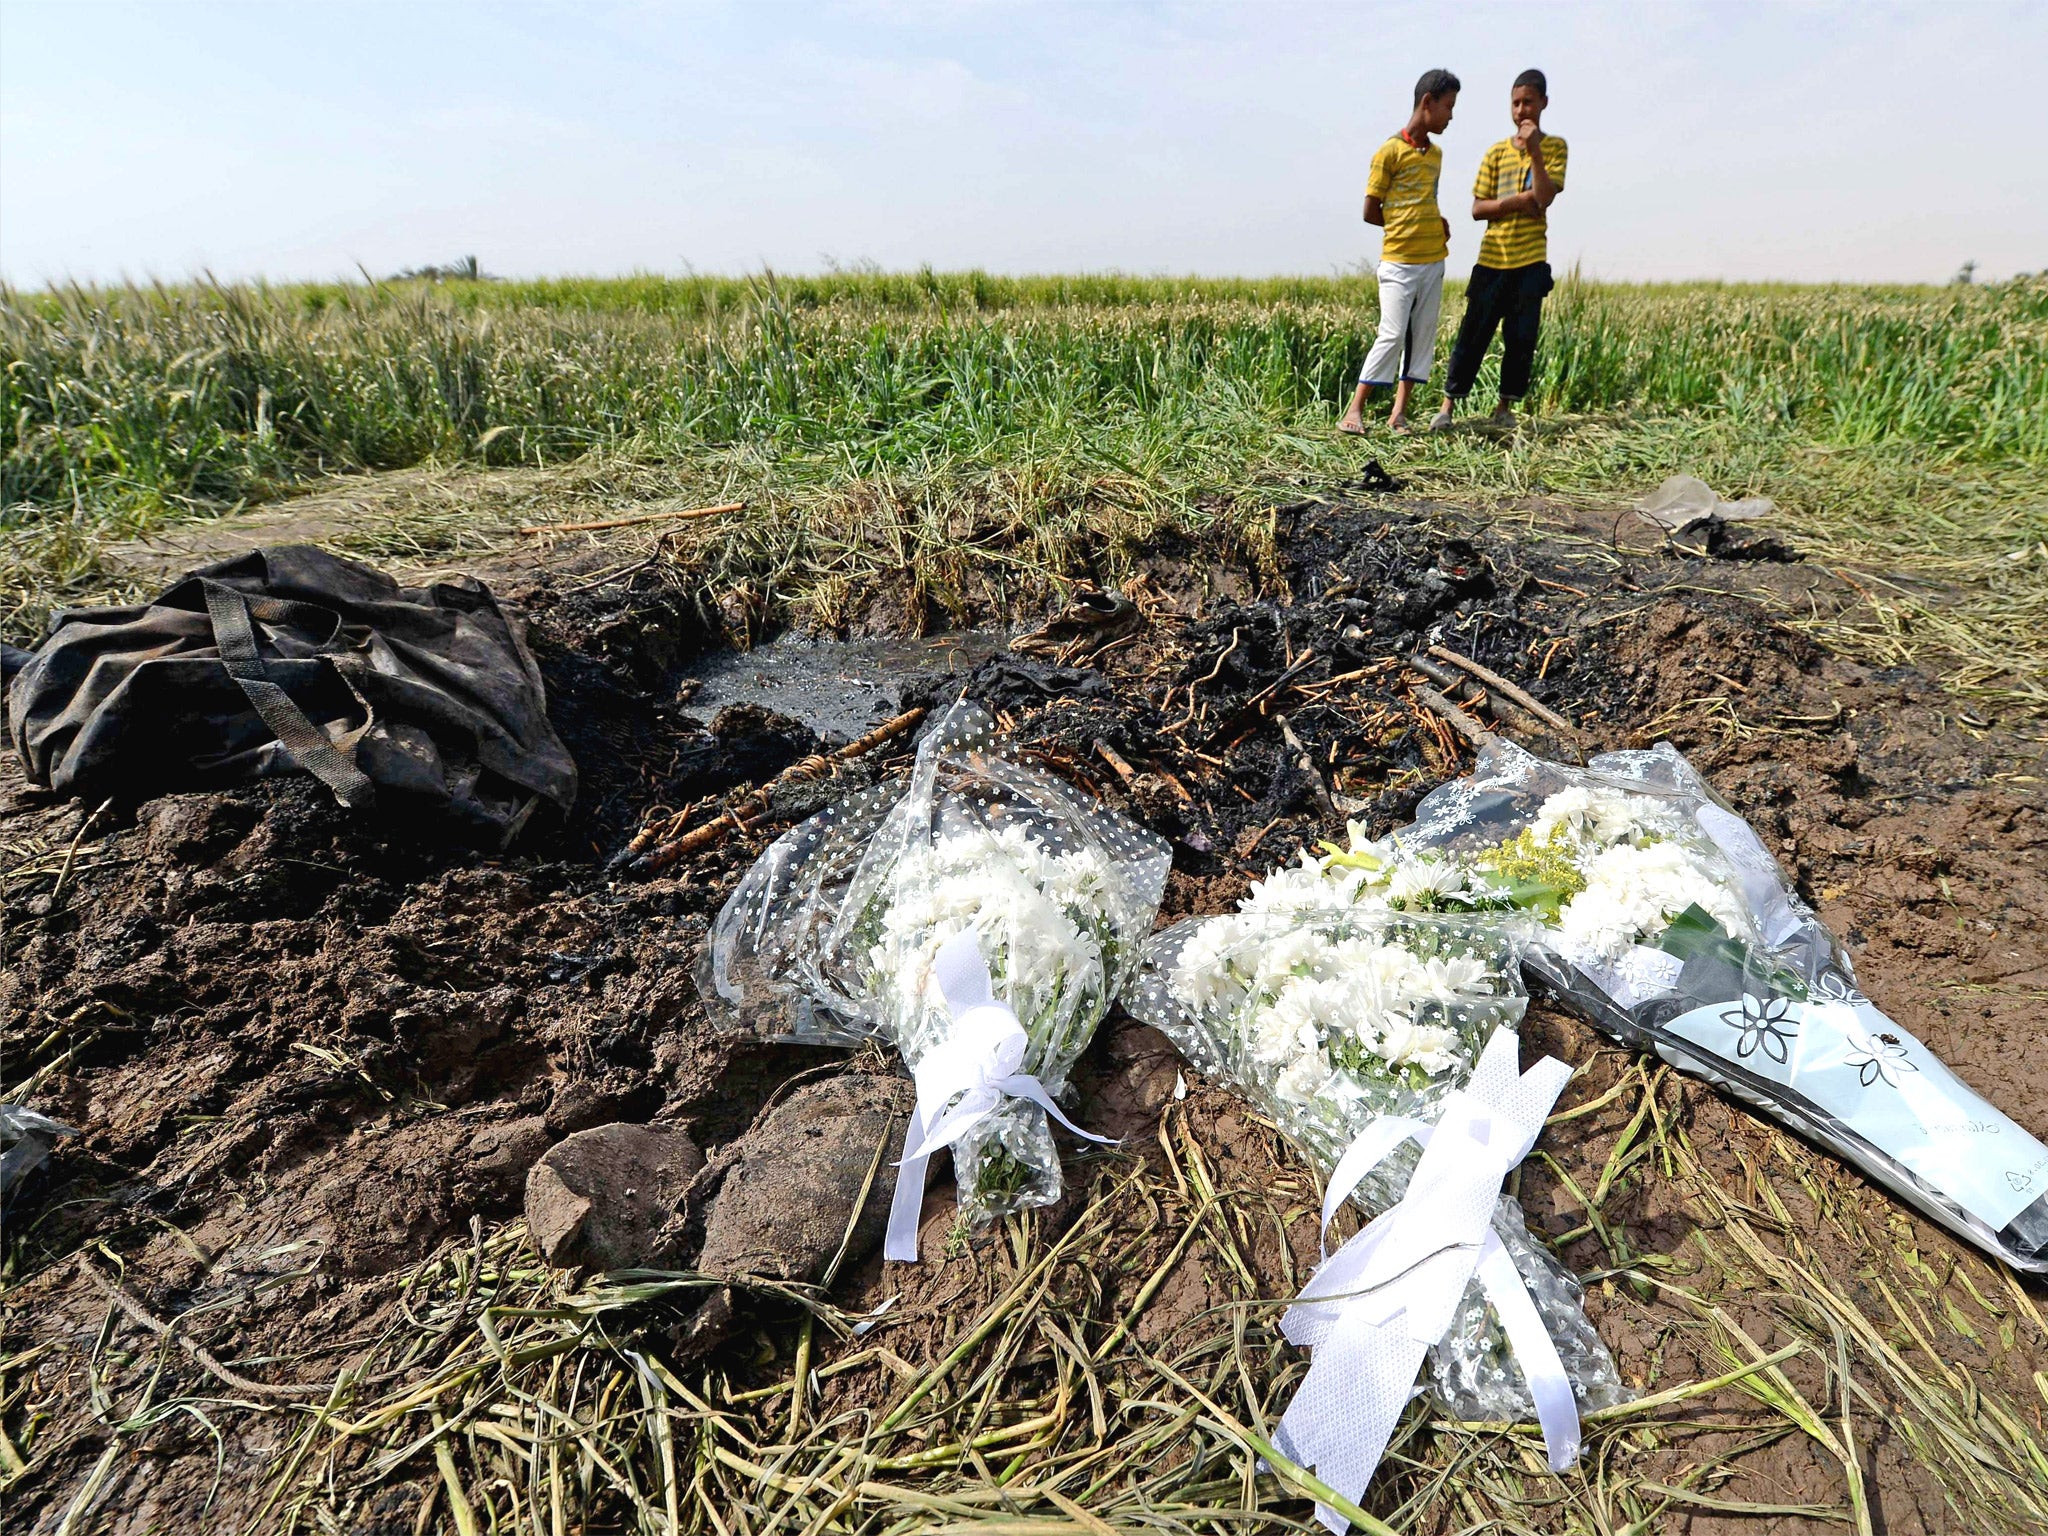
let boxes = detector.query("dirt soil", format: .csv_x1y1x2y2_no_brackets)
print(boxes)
5,486,2046,1534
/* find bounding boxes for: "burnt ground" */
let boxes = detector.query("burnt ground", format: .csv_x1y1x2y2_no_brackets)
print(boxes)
3,488,2046,1534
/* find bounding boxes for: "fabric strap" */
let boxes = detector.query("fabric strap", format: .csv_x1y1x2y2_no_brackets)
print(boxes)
1273,1028,1581,1531
202,580,376,808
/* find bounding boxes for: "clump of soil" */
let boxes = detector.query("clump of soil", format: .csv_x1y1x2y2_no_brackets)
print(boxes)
676,1067,917,1351
4,491,2043,1534
525,1121,704,1270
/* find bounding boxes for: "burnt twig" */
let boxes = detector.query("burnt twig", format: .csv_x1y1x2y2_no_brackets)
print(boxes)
626,707,927,877
1404,653,1485,708
1205,649,1320,747
1409,685,1498,750
1428,644,1586,752
1190,628,1243,688
1093,740,1139,788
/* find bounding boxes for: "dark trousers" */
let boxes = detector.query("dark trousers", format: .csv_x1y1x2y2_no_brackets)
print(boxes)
1445,261,1552,402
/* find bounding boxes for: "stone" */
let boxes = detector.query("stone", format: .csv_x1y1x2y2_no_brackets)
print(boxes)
678,1071,916,1354
693,1073,917,1285
524,1122,704,1270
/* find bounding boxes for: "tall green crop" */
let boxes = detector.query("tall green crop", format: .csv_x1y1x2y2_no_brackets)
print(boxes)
4,274,2043,527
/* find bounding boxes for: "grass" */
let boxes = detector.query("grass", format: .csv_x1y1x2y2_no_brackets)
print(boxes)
3,272,2044,708
36,1057,2045,1535
4,271,2046,1530
6,274,2044,516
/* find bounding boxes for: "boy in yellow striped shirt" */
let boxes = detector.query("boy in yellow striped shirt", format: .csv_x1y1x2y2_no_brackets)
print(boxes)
1433,69,1566,430
1338,69,1459,436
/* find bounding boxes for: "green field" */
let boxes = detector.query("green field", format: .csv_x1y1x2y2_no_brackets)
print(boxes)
6,274,2048,1534
4,272,2045,704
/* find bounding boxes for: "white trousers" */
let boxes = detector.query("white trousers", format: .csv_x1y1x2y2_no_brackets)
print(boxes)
1360,259,1446,386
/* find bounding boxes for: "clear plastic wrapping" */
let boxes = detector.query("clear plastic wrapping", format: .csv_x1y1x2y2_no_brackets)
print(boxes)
700,701,1172,1226
1395,739,2048,1274
1125,850,1627,1422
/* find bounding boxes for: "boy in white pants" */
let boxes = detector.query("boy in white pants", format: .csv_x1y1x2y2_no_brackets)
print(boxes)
1339,68,1459,436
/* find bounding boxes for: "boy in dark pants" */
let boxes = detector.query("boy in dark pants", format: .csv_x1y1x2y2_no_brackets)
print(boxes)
1433,69,1565,430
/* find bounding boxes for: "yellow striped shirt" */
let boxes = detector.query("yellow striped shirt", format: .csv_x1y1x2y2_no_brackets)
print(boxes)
1474,134,1568,270
1366,134,1447,265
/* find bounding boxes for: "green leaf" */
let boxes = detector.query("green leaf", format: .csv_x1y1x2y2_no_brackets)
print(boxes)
1478,869,1575,919
1655,903,1808,999
1655,903,1750,969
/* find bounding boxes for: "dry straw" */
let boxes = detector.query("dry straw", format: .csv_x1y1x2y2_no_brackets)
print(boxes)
37,1064,2019,1536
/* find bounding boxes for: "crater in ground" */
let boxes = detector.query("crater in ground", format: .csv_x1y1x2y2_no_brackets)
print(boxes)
5,487,2045,1535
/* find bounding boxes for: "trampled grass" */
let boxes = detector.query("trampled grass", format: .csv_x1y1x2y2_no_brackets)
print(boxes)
88,1064,2045,1536
3,272,2045,706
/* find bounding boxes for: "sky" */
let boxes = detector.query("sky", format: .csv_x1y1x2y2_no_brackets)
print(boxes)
3,0,2044,286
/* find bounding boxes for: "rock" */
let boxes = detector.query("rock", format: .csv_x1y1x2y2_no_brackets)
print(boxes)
678,1072,915,1352
693,1073,917,1284
524,1122,704,1270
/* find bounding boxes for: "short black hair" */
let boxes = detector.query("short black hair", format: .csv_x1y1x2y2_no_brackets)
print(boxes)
1514,68,1548,96
1414,68,1461,105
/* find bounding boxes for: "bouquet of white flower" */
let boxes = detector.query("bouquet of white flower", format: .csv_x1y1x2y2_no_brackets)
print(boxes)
1155,846,1527,1141
1126,844,1627,1500
701,702,1171,1253
1391,739,2048,1274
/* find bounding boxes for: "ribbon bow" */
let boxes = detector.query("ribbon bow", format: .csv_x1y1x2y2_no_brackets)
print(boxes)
883,931,1115,1262
1275,1028,1581,1532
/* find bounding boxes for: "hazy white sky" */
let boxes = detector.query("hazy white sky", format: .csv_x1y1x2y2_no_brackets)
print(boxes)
3,0,2044,286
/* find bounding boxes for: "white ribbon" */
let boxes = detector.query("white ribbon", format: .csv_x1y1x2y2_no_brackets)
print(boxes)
1274,1028,1581,1532
884,931,1116,1262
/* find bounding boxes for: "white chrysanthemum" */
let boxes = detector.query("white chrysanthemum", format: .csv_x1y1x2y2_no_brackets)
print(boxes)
1172,916,1250,1012
1254,978,1336,1064
1340,874,1392,912
1556,840,1748,960
1050,842,1112,900
1374,1015,1462,1074
1251,837,1404,908
1326,935,1417,979
1242,861,1356,919
1532,786,1664,848
1252,927,1332,991
1327,860,1383,901
1331,942,1427,1028
1274,1048,1334,1107
871,825,1117,1058
1413,951,1494,1004
1343,824,1400,872
1387,859,1472,907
